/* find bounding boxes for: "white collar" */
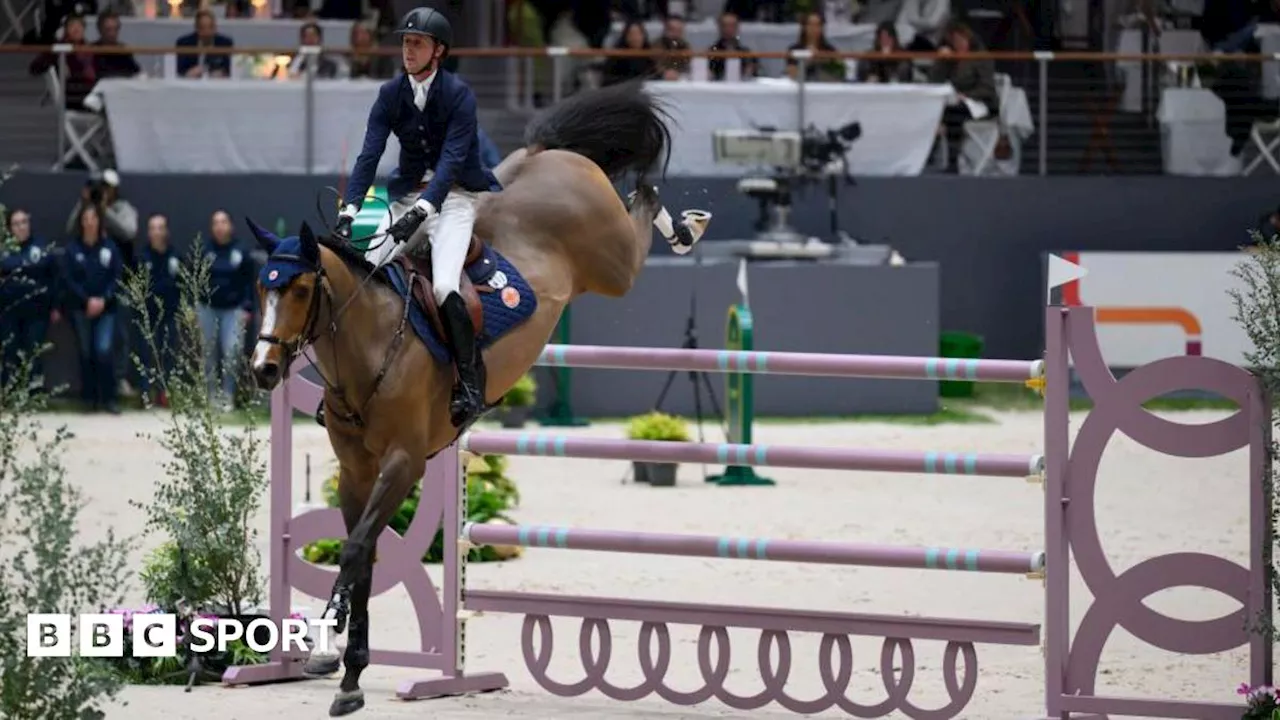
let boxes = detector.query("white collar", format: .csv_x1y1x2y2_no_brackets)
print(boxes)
408,70,436,96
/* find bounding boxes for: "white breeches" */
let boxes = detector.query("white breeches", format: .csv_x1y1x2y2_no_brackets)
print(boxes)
366,182,478,304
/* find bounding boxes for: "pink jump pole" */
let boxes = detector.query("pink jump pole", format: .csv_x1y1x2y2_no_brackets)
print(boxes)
463,523,1045,575
537,344,1044,383
462,432,1045,479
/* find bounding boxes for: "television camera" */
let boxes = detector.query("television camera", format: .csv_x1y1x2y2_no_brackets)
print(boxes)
712,121,861,246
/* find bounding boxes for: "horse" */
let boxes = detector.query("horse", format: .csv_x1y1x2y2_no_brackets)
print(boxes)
243,80,711,716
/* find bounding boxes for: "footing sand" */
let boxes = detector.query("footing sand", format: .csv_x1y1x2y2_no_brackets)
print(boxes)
48,408,1260,719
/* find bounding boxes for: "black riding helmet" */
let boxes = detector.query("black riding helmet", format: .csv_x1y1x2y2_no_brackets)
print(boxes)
394,7,452,50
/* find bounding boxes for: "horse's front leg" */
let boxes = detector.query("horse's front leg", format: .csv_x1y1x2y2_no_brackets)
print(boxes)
327,447,419,717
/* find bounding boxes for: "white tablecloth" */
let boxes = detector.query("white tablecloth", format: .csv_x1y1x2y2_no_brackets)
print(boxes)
607,20,885,78
85,15,355,78
647,80,952,176
1156,88,1239,176
97,78,401,174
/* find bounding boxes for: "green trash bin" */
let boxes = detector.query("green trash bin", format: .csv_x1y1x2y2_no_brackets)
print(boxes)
938,331,984,398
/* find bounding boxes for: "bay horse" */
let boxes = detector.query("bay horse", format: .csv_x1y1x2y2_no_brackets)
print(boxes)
244,81,710,716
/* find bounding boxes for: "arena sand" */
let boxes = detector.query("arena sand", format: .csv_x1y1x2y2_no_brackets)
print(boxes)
44,407,1263,719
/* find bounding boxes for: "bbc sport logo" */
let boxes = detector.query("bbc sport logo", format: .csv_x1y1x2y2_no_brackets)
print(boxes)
27,613,337,657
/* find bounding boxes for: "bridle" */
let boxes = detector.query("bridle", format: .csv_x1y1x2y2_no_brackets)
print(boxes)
257,243,409,429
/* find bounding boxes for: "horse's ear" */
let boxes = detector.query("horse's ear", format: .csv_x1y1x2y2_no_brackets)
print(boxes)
245,217,280,254
298,221,319,265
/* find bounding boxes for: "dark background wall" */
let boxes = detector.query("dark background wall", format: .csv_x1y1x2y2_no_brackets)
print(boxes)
3,171,1275,364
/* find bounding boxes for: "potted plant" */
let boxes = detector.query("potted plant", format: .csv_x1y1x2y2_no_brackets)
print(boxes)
625,411,690,487
498,373,537,428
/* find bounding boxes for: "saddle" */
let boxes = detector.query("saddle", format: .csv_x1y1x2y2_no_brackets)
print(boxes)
394,233,491,348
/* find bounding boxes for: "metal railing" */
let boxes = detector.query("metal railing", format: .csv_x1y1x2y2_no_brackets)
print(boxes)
1,42,1277,176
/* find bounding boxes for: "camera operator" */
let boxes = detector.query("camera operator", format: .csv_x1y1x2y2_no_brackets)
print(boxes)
64,169,138,395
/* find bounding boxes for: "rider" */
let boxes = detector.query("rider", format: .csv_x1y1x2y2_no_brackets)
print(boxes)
334,6,501,428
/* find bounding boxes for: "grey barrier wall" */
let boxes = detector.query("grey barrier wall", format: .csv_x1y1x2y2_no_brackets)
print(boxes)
550,258,940,417
2,172,1273,408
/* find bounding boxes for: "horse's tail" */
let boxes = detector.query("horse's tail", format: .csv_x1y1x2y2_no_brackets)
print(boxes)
522,80,672,184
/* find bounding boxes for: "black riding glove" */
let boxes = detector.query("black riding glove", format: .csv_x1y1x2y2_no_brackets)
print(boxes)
388,202,433,244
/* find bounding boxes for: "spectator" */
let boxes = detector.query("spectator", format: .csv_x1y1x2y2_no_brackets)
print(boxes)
656,13,691,80
198,210,255,408
602,20,657,85
61,203,122,414
65,170,138,266
175,10,234,79
0,209,57,390
857,21,915,83
93,11,142,79
28,14,97,111
1255,204,1280,242
708,12,757,80
928,21,999,171
786,12,843,82
346,22,395,79
134,213,180,406
281,21,349,79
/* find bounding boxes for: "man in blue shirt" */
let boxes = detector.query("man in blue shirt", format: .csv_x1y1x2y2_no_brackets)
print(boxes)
0,208,56,390
334,6,501,427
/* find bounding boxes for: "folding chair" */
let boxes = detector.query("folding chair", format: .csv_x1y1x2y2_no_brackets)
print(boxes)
959,73,1015,176
1243,118,1280,176
44,69,108,172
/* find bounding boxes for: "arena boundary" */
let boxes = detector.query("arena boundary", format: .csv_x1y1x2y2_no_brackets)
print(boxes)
223,305,1273,719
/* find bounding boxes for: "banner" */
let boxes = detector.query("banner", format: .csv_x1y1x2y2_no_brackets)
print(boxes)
1059,251,1254,367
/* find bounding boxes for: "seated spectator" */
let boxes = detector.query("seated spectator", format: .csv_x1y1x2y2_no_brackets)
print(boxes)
928,21,999,171
198,210,255,408
602,20,657,85
134,213,180,406
346,22,394,79
61,203,123,414
786,12,843,82
175,10,234,79
0,208,57,390
279,21,349,79
708,12,758,80
857,21,915,83
656,13,691,80
28,14,97,111
93,11,141,79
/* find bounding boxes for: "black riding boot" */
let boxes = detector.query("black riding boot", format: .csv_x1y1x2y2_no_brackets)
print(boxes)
440,292,487,427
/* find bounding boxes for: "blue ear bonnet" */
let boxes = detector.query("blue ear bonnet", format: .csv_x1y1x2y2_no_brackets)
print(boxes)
259,236,316,290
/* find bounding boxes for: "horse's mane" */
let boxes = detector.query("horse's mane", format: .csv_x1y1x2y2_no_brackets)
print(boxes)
317,234,394,289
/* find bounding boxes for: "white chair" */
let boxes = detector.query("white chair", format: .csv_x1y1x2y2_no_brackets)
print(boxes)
959,72,1015,176
44,68,109,172
1243,118,1280,176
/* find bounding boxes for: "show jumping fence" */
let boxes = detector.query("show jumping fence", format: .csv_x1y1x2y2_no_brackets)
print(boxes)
224,304,1273,719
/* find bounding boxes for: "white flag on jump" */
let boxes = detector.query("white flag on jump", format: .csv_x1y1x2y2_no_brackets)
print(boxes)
736,258,749,308
1046,254,1087,303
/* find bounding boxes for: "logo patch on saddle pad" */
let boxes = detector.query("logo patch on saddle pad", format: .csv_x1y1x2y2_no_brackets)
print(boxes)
501,286,520,308
487,270,508,290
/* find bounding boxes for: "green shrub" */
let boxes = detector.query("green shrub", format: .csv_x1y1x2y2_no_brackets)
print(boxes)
626,411,690,441
501,373,537,407
0,181,135,719
302,453,521,565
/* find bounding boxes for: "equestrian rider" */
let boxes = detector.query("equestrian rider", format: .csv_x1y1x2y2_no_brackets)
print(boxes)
334,7,501,428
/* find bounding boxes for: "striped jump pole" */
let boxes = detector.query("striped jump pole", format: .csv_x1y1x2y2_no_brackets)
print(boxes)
461,432,1045,480
537,344,1045,385
462,523,1046,576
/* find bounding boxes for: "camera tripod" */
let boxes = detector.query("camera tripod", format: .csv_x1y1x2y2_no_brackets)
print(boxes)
646,247,725,482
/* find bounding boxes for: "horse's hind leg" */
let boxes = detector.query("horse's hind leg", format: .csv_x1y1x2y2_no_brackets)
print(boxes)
326,447,420,717
626,183,712,262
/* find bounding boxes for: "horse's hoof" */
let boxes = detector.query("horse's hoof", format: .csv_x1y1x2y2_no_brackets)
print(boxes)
303,653,341,677
328,689,365,717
